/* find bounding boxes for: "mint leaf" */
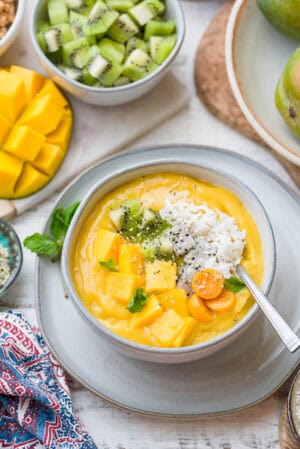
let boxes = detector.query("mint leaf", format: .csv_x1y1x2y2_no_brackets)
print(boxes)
127,288,148,313
24,233,59,257
50,201,80,242
99,259,118,272
224,276,246,293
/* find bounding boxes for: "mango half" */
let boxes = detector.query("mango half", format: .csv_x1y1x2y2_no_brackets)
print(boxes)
257,0,300,40
275,48,300,139
0,66,73,199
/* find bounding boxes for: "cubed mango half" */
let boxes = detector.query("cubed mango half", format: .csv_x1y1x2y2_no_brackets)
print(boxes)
0,115,11,145
0,71,26,121
0,152,23,197
4,125,45,161
33,143,64,176
145,261,177,292
10,65,45,102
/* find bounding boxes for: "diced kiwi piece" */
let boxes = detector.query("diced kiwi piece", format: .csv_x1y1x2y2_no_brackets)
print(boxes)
129,0,165,26
65,0,87,10
141,242,157,261
48,49,63,64
114,76,130,86
144,19,176,40
122,48,157,81
107,13,139,43
82,68,98,85
156,236,173,255
69,11,96,44
98,38,125,64
100,60,122,86
84,45,110,78
48,0,69,26
107,0,135,12
142,208,156,226
109,206,126,230
39,21,51,33
37,32,48,53
59,65,83,81
150,35,176,64
62,37,90,68
84,1,119,36
43,24,73,53
126,37,148,55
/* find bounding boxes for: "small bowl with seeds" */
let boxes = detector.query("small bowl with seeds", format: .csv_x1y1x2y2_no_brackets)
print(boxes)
0,0,26,57
0,219,22,297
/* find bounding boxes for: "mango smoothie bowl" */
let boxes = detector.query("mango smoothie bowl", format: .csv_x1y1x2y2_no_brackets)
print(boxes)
61,162,276,363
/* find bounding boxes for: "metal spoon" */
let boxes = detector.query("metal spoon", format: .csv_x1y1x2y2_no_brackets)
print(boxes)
237,265,300,353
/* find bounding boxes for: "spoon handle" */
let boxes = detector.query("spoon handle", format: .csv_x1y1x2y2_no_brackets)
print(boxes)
237,265,300,353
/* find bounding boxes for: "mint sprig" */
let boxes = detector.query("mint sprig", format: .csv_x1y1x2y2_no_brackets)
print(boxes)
224,276,246,293
99,259,118,272
127,288,148,313
24,201,80,261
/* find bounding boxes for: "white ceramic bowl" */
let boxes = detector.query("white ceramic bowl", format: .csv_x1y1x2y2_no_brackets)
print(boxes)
30,0,185,106
61,160,276,364
0,0,25,56
226,0,300,166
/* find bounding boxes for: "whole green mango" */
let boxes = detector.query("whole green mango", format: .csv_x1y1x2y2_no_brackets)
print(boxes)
275,48,300,138
257,0,300,40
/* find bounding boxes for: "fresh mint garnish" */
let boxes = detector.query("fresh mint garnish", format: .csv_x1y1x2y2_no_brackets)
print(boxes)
224,276,246,293
127,288,148,313
99,259,118,272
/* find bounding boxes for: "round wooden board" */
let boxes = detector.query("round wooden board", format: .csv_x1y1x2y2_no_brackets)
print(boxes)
194,0,300,187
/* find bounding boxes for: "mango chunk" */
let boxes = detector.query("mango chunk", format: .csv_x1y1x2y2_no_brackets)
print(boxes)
156,288,188,317
33,143,64,175
145,261,177,292
173,317,196,348
14,163,48,197
46,115,73,150
4,125,45,161
105,272,140,304
94,228,122,262
37,79,68,108
130,295,162,328
150,310,185,347
18,94,64,135
0,71,26,121
10,65,45,101
0,115,11,145
0,152,23,197
119,244,144,276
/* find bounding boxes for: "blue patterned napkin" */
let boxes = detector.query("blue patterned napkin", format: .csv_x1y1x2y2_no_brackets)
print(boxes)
0,311,97,449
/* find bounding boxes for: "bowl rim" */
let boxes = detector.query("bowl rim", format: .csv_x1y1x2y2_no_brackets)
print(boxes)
0,0,26,50
225,0,300,167
0,218,23,295
30,0,185,93
61,158,277,356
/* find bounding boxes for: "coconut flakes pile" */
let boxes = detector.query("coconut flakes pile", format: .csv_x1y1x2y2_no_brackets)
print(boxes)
0,244,10,288
160,198,246,294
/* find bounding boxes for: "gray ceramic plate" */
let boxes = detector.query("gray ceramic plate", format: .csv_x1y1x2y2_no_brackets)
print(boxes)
36,145,300,417
226,0,300,166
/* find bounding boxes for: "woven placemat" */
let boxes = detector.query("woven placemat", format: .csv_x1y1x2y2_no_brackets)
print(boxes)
194,0,300,187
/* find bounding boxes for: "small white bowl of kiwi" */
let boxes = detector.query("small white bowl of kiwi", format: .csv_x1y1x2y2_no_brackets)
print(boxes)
30,0,185,106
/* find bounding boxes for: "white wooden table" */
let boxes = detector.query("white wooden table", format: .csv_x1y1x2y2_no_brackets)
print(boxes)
2,1,298,447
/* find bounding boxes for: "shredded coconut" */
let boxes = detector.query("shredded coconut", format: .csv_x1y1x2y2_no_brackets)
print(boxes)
0,244,10,288
160,199,246,295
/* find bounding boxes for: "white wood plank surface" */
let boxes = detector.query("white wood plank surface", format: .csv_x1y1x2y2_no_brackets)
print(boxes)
2,1,299,447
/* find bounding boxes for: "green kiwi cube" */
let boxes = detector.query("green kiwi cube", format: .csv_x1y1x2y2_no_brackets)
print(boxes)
100,60,123,86
98,38,125,64
48,0,69,26
59,65,83,81
62,37,90,68
107,0,135,12
122,48,157,81
144,19,176,40
65,0,87,10
48,49,63,64
43,24,73,52
149,34,176,64
84,45,110,78
84,1,119,36
82,68,98,85
126,37,148,55
107,13,139,43
114,76,130,86
129,0,165,26
37,32,48,53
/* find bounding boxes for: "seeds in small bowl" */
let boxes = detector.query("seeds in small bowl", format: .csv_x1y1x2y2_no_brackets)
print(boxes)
35,0,177,88
0,0,16,40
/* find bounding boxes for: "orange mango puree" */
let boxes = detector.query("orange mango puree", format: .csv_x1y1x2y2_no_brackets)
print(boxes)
71,174,263,348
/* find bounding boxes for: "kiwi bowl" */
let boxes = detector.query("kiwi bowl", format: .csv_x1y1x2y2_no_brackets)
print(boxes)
30,0,185,106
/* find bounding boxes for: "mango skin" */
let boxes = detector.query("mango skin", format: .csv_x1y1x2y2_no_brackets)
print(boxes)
275,47,300,139
257,0,300,40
